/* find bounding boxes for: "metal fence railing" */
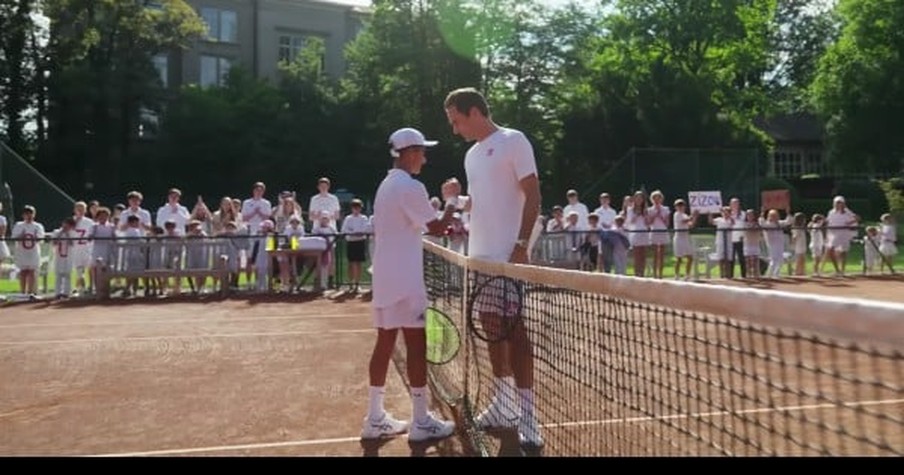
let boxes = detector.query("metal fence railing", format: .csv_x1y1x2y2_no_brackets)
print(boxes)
0,225,896,301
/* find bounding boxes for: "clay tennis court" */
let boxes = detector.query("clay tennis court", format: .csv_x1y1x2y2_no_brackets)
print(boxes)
1,274,901,456
0,294,467,457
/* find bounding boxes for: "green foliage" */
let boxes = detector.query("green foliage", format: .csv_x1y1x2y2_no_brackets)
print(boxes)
877,178,904,214
810,0,904,174
39,0,206,193
558,0,776,196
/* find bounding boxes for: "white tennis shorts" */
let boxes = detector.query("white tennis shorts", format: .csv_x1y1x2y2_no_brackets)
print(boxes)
372,294,428,329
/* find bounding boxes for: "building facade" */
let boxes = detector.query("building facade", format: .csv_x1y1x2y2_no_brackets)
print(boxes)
155,0,368,90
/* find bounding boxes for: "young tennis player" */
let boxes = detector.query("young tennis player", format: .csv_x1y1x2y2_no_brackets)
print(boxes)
361,127,458,442
444,87,544,448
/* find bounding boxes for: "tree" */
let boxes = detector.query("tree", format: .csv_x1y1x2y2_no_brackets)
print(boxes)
766,0,839,113
811,0,904,174
341,0,482,194
40,0,205,195
0,0,39,153
557,0,776,195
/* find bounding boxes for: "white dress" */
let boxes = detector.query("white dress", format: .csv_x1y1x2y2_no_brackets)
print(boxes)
672,211,693,257
809,224,825,258
626,208,650,248
879,224,898,257
647,205,670,246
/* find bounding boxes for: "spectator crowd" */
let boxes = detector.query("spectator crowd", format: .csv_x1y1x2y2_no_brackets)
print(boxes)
0,179,898,299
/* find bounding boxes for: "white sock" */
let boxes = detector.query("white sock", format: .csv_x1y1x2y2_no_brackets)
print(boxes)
519,388,535,418
368,386,385,420
411,386,428,422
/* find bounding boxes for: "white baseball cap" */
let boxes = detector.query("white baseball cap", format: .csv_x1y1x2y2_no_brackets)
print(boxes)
388,127,438,158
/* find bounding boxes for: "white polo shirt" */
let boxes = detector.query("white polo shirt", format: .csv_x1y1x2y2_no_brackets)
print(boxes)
593,205,617,229
309,193,341,226
155,204,191,235
340,213,370,242
564,202,590,228
371,169,436,309
241,197,273,233
464,127,538,262
119,207,152,230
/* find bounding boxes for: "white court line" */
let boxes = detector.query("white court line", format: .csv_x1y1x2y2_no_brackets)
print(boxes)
89,435,375,457
85,398,903,457
0,328,372,346
542,398,904,429
0,313,370,330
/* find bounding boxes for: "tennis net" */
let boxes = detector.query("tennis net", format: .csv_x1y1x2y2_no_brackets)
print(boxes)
402,241,904,456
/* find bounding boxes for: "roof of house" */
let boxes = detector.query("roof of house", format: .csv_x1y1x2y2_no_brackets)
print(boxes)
755,113,825,143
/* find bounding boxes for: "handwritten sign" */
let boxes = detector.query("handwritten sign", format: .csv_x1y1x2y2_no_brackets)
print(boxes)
688,191,723,214
761,189,791,211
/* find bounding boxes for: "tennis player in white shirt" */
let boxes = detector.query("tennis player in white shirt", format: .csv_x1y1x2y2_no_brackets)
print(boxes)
361,127,457,443
444,87,544,448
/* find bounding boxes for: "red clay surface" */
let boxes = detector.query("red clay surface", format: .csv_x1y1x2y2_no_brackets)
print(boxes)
707,273,904,304
0,294,465,457
1,275,900,457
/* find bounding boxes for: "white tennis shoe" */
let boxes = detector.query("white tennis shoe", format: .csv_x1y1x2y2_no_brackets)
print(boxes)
360,412,409,439
475,398,520,429
408,412,455,442
518,411,544,448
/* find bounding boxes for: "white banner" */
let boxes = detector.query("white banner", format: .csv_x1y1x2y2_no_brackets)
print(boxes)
688,191,723,214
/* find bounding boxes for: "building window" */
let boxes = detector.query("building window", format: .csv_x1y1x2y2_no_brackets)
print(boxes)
278,34,307,63
200,55,232,87
152,54,168,88
201,8,237,43
138,107,160,139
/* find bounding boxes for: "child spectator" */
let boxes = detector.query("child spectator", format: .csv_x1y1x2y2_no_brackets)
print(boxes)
50,217,76,299
281,215,306,291
564,210,585,265
0,201,10,262
247,220,275,293
646,190,670,279
879,213,897,272
708,206,734,279
672,199,697,280
121,215,146,297
11,205,45,297
341,199,370,292
760,207,793,278
742,210,762,279
442,178,470,255
583,213,602,271
808,214,826,276
162,219,184,295
545,206,565,232
89,207,117,290
627,191,650,277
185,220,210,292
70,201,95,296
221,221,242,290
790,212,808,276
863,226,881,274
311,213,338,291
609,215,631,275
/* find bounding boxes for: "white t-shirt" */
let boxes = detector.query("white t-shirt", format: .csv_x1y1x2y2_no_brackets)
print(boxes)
11,221,45,261
72,215,95,251
340,213,370,242
730,208,746,243
564,202,590,228
593,206,617,229
241,197,273,234
647,205,670,231
464,127,538,261
309,193,341,226
120,207,152,230
371,168,436,308
156,204,191,235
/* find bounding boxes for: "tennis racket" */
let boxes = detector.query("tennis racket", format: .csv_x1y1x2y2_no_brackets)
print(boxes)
466,275,524,343
424,306,461,365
